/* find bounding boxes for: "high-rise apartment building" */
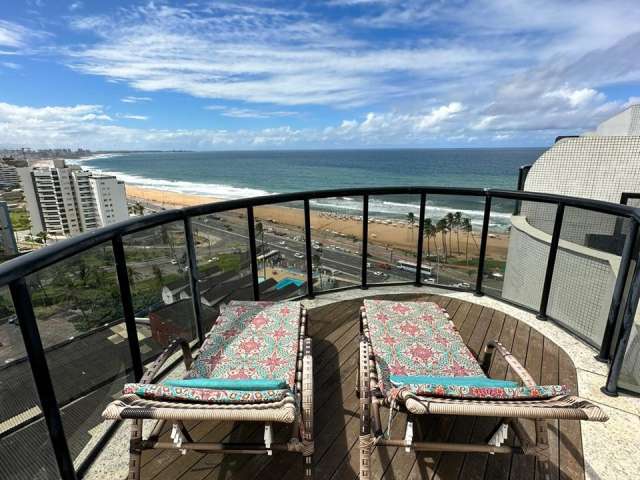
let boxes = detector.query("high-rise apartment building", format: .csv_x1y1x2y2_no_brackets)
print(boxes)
0,161,20,190
18,159,128,237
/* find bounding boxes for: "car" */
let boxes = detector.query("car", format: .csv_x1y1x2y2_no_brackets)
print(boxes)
278,240,286,245
294,252,304,259
373,271,383,276
170,259,178,265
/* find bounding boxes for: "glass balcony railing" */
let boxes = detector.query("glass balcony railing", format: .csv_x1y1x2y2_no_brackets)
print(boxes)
0,186,639,480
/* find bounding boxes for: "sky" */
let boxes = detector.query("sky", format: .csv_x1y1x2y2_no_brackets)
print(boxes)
0,0,639,150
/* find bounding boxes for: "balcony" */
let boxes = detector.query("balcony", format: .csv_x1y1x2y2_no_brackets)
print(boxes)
0,187,639,480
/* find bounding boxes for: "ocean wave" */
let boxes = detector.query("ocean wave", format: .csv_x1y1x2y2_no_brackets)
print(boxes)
79,165,273,199
66,153,125,164
309,197,512,228
77,160,511,228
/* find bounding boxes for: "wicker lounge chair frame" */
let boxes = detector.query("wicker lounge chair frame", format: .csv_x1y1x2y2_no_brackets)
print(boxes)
358,306,607,478
103,305,314,480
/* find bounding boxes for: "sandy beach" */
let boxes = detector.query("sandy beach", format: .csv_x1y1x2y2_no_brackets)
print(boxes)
126,184,509,262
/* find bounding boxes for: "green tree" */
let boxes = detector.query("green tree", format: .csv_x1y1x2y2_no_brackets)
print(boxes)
436,218,448,262
312,253,322,288
453,211,463,254
406,212,415,241
462,217,473,263
423,218,434,257
152,265,164,286
445,212,455,255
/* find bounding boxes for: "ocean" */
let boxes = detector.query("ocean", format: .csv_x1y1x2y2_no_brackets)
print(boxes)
76,148,546,230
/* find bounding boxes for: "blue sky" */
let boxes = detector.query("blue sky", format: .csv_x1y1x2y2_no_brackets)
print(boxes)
0,0,638,150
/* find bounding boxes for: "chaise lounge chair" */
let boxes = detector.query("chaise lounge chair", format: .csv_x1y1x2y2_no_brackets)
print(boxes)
358,300,607,478
103,301,314,479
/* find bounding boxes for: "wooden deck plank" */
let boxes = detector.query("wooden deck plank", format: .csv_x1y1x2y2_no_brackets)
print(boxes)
558,350,584,480
509,328,544,480
536,337,560,480
136,294,585,480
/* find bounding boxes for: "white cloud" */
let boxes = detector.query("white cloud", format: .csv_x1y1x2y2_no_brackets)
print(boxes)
121,96,152,103
205,106,297,119
120,114,148,121
69,2,84,12
64,2,521,107
0,20,32,49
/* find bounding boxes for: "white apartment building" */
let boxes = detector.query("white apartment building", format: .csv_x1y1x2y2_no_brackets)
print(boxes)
18,159,128,237
0,161,19,190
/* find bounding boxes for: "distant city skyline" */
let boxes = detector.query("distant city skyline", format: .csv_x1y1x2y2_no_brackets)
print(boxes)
0,0,639,150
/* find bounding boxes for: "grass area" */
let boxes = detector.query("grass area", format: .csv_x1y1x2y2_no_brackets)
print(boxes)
10,208,30,230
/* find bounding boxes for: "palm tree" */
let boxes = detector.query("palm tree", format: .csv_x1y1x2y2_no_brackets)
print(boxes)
445,212,455,255
406,212,415,241
453,211,463,254
312,253,322,288
256,221,266,280
436,218,448,262
462,217,473,263
152,265,164,287
423,218,434,257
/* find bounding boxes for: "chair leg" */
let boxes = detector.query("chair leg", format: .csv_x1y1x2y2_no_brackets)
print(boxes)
303,454,314,480
359,337,372,478
128,419,143,480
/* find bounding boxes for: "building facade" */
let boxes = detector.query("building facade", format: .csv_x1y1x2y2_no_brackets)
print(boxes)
18,160,128,237
0,162,19,190
0,201,18,257
502,105,640,392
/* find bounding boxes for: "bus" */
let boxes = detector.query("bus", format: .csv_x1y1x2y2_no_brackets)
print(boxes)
396,260,433,277
257,250,281,262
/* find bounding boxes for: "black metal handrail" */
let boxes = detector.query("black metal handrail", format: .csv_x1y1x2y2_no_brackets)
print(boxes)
1,185,639,480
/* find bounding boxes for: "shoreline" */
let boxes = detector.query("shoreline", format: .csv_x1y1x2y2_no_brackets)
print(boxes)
126,184,510,262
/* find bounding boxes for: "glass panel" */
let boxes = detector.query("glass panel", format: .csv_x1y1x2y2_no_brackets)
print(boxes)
192,209,253,332
25,243,133,469
422,194,484,289
0,286,60,479
310,196,363,291
123,221,197,363
253,201,308,300
619,304,640,393
491,199,556,308
364,195,419,284
548,207,630,346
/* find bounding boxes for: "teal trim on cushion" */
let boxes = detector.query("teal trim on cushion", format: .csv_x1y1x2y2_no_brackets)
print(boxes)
389,375,519,388
163,378,288,390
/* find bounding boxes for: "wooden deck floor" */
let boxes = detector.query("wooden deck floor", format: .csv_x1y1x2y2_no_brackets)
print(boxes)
139,294,584,480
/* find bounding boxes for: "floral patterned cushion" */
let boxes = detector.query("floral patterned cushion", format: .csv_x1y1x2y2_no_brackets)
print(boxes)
185,302,301,390
393,383,569,400
123,383,292,404
128,301,301,404
364,300,485,393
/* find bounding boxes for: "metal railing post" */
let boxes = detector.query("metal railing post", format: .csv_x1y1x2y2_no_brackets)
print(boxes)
361,194,369,289
513,165,531,215
475,193,492,296
537,203,565,320
247,207,260,301
112,235,143,380
602,251,640,396
183,217,204,344
597,219,638,362
9,277,78,480
415,193,427,286
304,199,314,299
